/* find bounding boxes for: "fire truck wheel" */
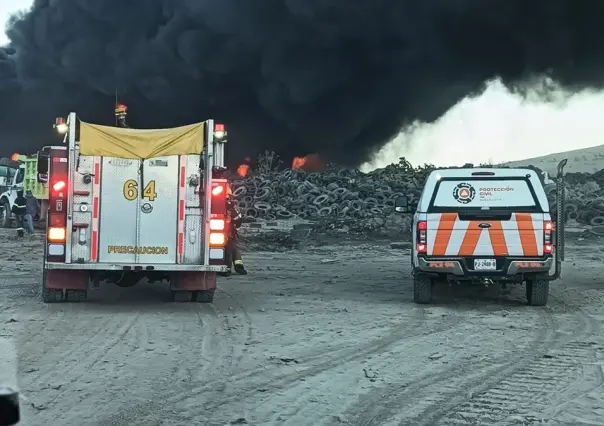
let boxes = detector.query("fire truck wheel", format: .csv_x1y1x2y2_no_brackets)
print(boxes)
42,288,63,303
64,289,87,302
0,200,11,228
171,291,194,303
195,290,215,303
413,271,433,304
526,279,549,306
41,268,63,303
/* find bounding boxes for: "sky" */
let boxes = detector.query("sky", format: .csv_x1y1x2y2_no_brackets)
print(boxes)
0,0,30,44
1,2,603,170
361,79,604,171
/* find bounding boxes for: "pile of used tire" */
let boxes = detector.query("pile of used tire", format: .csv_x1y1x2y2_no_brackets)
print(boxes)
231,159,604,231
555,170,604,227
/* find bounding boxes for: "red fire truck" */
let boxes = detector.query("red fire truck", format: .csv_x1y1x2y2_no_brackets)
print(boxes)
38,111,230,303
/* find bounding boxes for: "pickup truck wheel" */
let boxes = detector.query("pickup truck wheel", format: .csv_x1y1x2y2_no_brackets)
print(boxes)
413,271,433,304
195,290,215,303
526,279,549,306
0,200,11,228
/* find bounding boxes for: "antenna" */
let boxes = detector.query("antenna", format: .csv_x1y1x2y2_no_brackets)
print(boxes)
115,86,118,126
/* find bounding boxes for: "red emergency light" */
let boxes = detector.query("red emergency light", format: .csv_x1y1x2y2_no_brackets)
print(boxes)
52,180,66,192
214,123,226,140
211,185,224,196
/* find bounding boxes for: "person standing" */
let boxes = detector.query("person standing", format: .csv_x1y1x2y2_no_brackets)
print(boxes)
223,185,247,276
10,191,27,238
24,190,40,237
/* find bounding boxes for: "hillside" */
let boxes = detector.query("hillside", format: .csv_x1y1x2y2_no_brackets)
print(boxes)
504,144,604,175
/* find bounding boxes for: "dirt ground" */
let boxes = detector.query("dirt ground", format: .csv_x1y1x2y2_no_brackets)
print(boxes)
1,229,604,426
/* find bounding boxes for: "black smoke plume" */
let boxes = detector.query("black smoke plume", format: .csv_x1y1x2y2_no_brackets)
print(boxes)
1,0,604,167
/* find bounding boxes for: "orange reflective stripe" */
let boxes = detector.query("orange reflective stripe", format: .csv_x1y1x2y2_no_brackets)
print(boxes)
515,213,538,256
432,213,457,256
487,221,508,256
458,221,482,256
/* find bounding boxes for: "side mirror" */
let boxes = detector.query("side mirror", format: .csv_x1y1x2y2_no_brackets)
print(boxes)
394,195,410,213
36,151,49,183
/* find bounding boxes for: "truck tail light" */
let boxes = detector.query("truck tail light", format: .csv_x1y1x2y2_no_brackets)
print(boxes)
209,178,228,265
48,213,65,227
47,150,68,262
210,180,227,214
209,232,225,246
211,185,224,196
52,180,66,192
47,227,66,242
210,219,225,231
417,220,427,254
544,220,553,254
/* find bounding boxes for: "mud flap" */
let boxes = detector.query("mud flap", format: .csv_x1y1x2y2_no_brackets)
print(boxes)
551,159,567,280
43,270,89,290
169,272,216,291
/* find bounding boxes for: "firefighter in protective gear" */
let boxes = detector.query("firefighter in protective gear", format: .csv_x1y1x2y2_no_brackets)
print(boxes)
224,184,247,275
11,190,27,238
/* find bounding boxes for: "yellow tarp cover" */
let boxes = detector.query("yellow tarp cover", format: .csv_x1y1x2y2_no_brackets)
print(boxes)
79,120,205,159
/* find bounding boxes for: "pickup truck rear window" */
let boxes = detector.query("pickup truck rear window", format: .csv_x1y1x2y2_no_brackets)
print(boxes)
428,177,541,212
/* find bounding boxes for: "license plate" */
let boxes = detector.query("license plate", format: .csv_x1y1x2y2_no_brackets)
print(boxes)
474,259,496,270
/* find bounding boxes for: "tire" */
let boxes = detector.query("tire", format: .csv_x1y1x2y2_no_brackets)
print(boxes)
172,291,194,303
526,279,549,306
195,290,215,303
41,269,63,303
1,200,11,228
413,271,433,304
65,289,87,302
42,287,63,303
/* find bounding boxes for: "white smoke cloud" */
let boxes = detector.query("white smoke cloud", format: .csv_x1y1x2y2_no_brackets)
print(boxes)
361,78,604,172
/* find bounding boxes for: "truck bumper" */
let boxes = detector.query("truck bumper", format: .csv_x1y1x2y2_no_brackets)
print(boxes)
44,262,229,273
417,256,553,277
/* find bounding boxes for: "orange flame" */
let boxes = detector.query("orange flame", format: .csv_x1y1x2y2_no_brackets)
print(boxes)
237,164,250,177
292,157,306,169
10,153,19,161
292,154,324,172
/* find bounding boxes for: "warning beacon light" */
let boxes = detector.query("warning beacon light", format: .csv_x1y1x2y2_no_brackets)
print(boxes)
54,117,68,134
115,103,128,115
214,123,227,140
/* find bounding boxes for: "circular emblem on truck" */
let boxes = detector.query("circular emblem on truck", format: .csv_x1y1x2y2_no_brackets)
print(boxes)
141,203,153,214
453,182,475,204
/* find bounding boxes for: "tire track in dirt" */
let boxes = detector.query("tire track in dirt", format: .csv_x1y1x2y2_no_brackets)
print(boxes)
213,288,255,371
101,287,255,425
441,341,604,425
437,304,604,425
18,284,146,385
104,307,468,425
266,301,543,425
350,304,558,425
31,299,238,425
25,312,142,421
263,308,473,426
20,313,126,387
350,299,594,426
